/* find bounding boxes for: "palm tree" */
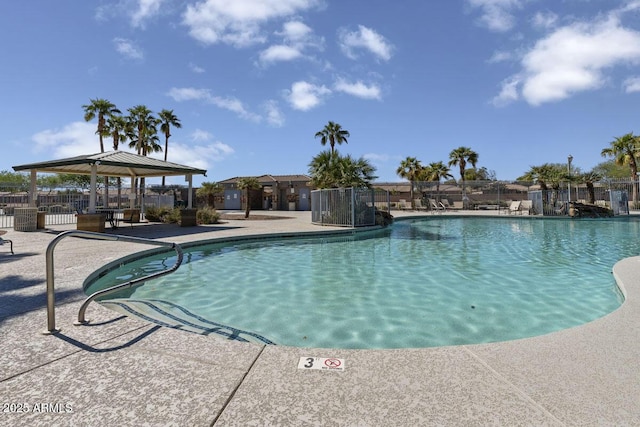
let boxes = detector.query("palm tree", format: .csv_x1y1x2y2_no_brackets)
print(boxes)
578,171,602,204
104,114,130,208
158,109,182,187
333,154,377,188
314,121,350,156
308,150,376,188
82,98,121,153
601,133,640,204
127,105,161,206
83,98,121,207
237,177,261,218
421,161,453,202
396,156,422,206
448,147,478,208
196,182,222,208
127,105,160,155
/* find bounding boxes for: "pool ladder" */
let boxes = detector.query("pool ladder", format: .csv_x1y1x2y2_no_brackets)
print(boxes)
43,230,184,335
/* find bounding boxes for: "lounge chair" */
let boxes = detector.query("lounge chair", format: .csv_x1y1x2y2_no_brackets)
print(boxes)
414,199,428,211
397,199,409,210
521,200,533,215
0,231,14,254
439,199,451,210
508,200,521,215
428,199,444,212
554,202,567,216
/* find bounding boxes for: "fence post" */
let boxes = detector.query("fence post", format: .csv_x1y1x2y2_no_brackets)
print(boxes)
351,188,356,227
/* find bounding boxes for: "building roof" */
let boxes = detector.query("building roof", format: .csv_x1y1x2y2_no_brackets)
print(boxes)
12,151,207,178
218,174,311,184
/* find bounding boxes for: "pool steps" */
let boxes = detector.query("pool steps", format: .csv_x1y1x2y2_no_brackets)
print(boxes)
100,298,275,345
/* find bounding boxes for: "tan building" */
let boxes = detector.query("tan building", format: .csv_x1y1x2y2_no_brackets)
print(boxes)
218,174,313,211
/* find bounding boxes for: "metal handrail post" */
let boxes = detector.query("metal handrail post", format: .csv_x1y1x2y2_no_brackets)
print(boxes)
44,230,182,335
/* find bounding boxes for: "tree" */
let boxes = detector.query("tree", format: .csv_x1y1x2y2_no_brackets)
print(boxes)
196,182,222,208
421,161,453,201
104,114,130,207
82,98,121,153
601,132,640,204
577,171,602,204
396,156,422,206
158,109,182,187
519,163,567,205
332,154,377,188
308,150,377,188
237,177,261,218
83,98,121,207
448,147,478,208
127,105,161,205
314,121,350,156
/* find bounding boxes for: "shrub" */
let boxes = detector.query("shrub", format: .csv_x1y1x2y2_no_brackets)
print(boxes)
196,206,220,224
164,208,181,224
145,206,171,222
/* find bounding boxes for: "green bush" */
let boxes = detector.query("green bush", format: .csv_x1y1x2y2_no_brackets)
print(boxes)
145,206,171,222
196,206,220,224
164,208,181,224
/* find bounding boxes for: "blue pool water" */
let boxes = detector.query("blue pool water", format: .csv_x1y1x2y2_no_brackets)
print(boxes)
86,217,637,349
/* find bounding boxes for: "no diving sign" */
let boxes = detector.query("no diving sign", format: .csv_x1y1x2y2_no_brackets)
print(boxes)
298,357,345,371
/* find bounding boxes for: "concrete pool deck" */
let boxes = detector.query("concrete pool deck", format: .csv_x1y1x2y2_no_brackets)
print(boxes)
1,210,639,426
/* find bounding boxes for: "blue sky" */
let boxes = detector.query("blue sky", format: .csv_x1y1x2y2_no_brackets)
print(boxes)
2,0,640,186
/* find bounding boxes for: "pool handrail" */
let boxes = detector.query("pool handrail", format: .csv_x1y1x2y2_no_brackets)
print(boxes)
44,230,183,335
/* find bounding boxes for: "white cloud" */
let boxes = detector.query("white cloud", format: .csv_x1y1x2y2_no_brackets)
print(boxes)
189,62,205,73
339,25,393,61
166,87,261,122
263,100,285,127
363,153,389,162
32,122,120,157
259,45,303,63
624,76,640,93
166,87,211,102
113,38,144,60
491,77,520,107
130,0,165,28
493,11,640,106
531,11,558,30
257,20,323,66
487,50,513,63
467,0,523,32
334,79,381,100
182,0,321,47
285,81,331,111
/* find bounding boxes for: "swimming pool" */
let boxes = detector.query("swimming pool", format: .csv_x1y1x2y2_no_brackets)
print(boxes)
86,216,636,349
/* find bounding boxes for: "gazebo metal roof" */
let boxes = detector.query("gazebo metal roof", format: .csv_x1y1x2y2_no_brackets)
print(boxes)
12,150,207,178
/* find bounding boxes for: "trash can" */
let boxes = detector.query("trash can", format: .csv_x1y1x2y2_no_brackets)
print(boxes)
180,208,198,227
37,211,46,229
14,207,38,232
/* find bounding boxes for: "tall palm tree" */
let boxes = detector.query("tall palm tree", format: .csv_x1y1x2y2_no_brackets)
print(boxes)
83,98,121,208
448,147,478,208
196,181,223,208
237,177,261,218
396,156,422,206
314,121,350,156
127,105,161,206
82,98,121,153
158,109,182,187
104,114,130,208
601,132,640,204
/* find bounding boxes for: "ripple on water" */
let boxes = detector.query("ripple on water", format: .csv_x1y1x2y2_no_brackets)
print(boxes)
88,217,633,349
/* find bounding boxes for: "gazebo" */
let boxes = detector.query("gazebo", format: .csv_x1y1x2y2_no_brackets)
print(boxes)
13,151,207,229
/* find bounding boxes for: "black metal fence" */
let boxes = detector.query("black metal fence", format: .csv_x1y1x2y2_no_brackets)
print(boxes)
0,183,175,228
